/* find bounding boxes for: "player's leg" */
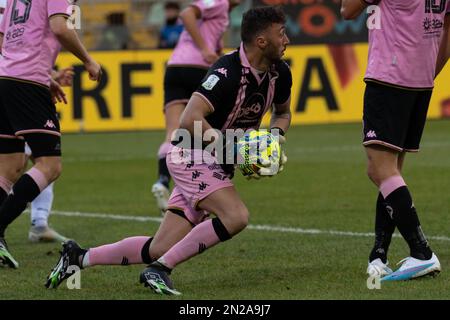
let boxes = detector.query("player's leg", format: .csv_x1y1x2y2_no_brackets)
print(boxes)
152,67,208,215
368,151,406,268
46,188,193,289
382,90,440,281
0,136,62,240
142,146,242,294
0,80,62,268
142,186,247,295
362,82,403,275
0,152,25,269
157,186,247,269
0,80,27,268
152,103,186,215
366,145,398,273
25,143,66,242
46,212,192,289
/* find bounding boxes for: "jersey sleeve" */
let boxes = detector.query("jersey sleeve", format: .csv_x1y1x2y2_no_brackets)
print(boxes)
194,58,236,112
191,0,224,20
273,61,293,105
48,0,70,19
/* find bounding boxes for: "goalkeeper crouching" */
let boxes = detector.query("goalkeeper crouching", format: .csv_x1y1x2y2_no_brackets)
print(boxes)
45,6,292,295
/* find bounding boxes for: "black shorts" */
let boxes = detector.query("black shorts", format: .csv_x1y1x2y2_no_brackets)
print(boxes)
164,66,208,109
0,78,61,157
363,81,432,152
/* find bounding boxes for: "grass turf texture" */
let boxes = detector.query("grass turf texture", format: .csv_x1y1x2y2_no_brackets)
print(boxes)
0,120,449,299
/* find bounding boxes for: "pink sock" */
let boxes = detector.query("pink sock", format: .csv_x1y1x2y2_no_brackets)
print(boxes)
380,175,406,198
161,219,221,269
158,142,172,159
0,176,13,194
26,167,48,192
87,236,151,266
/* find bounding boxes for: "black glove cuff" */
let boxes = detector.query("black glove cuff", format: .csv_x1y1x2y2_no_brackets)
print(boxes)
270,127,285,137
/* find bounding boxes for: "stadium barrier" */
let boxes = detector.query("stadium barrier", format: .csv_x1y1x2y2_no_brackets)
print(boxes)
55,45,450,133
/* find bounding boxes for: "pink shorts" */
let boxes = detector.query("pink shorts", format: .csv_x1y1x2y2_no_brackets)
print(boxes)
166,145,234,225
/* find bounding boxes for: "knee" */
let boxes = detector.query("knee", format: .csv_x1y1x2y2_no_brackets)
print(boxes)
47,161,62,181
220,206,249,236
35,159,62,182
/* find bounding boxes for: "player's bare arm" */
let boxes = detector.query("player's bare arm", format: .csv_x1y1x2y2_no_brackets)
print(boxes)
180,5,219,64
341,0,370,20
436,14,450,77
49,16,102,82
270,98,292,134
51,67,74,87
180,94,215,140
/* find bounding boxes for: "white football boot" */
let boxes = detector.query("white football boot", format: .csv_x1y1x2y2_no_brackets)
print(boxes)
151,182,169,216
29,226,67,243
381,253,441,281
367,258,393,277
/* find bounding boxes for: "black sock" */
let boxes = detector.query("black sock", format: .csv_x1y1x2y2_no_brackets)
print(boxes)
158,157,170,188
0,188,8,206
385,186,432,260
369,193,396,263
0,174,42,238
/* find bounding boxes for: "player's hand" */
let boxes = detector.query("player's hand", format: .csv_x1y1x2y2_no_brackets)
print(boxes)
201,48,219,64
53,67,74,86
84,59,102,82
50,78,67,104
243,157,272,180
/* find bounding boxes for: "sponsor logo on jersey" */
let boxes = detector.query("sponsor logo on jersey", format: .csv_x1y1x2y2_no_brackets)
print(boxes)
202,75,220,91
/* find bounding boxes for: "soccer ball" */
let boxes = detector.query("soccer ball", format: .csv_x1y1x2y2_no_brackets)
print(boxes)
236,130,281,177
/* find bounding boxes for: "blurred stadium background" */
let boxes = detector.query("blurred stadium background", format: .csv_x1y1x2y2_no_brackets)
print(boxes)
1,0,449,300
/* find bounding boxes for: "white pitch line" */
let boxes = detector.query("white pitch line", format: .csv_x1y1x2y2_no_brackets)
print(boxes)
50,210,450,242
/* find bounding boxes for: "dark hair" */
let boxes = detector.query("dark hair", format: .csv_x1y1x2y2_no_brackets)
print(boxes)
165,1,180,11
241,6,286,44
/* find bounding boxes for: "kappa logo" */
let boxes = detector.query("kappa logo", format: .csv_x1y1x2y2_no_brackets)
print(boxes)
202,75,220,91
191,170,203,181
366,130,377,138
215,68,228,77
198,182,209,192
44,120,56,129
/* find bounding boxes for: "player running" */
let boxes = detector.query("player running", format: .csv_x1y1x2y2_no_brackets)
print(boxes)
341,0,450,280
0,0,71,243
0,0,101,268
45,6,291,295
152,0,241,215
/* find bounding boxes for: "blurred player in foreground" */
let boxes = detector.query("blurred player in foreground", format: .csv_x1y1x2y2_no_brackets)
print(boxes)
152,0,241,215
0,0,102,268
341,0,450,280
46,6,291,295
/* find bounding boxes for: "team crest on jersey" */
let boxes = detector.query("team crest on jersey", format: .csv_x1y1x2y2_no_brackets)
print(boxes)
202,75,220,91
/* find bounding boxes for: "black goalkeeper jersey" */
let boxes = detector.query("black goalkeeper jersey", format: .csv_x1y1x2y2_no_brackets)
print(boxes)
193,43,292,132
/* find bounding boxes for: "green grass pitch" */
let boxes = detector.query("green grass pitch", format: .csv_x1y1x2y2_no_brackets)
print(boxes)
0,120,449,299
